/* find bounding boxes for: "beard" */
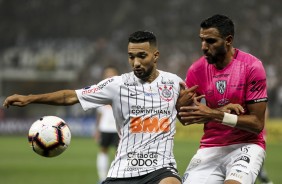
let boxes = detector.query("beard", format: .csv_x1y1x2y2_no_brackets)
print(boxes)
134,66,154,81
205,45,226,64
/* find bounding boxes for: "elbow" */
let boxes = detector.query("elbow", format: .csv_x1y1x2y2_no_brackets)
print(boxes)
253,121,264,135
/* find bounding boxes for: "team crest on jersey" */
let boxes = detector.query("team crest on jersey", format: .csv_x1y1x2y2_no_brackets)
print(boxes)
159,85,173,102
216,80,226,94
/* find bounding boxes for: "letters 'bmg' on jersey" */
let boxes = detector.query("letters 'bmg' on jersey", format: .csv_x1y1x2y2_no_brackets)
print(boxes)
75,70,183,178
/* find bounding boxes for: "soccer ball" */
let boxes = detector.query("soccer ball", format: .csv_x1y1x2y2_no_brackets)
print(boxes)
28,116,71,157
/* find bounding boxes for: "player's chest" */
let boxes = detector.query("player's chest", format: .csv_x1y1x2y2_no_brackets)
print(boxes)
203,71,246,106
120,83,178,106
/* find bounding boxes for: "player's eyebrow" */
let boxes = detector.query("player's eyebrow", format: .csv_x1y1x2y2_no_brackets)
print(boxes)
128,51,147,56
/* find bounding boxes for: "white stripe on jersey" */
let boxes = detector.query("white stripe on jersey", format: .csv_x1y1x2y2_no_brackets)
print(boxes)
76,70,183,178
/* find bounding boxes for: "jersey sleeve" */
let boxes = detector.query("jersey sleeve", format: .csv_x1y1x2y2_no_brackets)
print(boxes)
246,60,268,104
75,76,119,111
185,65,198,88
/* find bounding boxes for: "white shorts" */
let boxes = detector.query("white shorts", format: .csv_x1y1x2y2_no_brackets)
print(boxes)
182,143,265,184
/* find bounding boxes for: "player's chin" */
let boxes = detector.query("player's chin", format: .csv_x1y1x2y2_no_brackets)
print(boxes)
134,72,147,81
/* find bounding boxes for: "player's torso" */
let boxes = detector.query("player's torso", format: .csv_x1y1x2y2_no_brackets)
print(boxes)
187,51,266,148
199,59,246,108
109,71,181,178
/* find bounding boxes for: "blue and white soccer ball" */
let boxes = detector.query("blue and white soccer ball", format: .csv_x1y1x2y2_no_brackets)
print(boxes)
28,116,71,157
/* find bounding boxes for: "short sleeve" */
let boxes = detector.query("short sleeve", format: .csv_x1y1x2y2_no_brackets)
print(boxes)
75,76,119,110
246,60,268,104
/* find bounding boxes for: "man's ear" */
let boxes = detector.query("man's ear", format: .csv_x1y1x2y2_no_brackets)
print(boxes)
225,35,233,46
154,50,160,62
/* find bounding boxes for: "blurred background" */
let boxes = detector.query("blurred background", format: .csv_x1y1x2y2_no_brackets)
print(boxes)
1,1,282,184
0,0,281,134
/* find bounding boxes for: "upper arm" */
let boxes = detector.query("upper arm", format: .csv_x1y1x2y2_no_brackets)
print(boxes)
247,102,267,126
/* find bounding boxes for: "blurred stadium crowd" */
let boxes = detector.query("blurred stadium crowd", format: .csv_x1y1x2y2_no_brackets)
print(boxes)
0,0,282,127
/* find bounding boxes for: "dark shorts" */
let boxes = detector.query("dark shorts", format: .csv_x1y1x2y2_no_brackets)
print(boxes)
100,132,119,148
102,167,181,184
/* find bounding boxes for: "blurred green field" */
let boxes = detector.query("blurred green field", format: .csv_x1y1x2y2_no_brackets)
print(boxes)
0,135,281,184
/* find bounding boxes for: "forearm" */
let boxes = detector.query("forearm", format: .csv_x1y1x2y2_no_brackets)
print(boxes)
209,110,264,134
3,90,79,108
28,90,78,106
235,115,264,134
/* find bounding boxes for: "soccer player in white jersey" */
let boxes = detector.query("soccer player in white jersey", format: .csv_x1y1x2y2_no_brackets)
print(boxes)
3,30,198,184
95,66,119,183
177,14,268,184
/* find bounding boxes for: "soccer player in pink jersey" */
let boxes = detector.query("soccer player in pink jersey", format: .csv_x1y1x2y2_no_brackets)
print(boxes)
3,31,197,184
177,14,268,184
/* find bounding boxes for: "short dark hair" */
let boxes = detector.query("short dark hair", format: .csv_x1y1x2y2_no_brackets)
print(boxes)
200,14,234,38
128,31,157,47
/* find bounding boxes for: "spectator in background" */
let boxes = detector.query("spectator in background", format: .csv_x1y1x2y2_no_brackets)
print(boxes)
95,66,119,184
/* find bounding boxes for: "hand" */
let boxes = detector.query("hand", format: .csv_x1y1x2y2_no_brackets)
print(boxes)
178,95,210,125
218,103,245,115
3,94,30,108
176,83,198,112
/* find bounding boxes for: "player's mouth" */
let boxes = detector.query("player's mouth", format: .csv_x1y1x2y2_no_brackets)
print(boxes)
204,53,212,59
134,68,143,75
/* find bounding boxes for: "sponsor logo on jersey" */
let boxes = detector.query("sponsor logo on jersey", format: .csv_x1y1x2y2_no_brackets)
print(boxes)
144,92,158,97
131,105,171,115
130,116,170,133
159,85,173,102
230,83,245,90
234,155,250,163
213,74,230,78
241,146,250,153
82,78,113,94
124,82,138,86
126,152,158,171
130,92,142,96
217,98,230,106
230,172,243,179
216,80,226,94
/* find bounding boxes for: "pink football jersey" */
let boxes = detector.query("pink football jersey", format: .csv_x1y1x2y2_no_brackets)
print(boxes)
185,49,267,149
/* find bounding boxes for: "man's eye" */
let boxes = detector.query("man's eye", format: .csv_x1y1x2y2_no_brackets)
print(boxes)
140,55,146,59
137,54,147,59
129,55,134,59
206,39,216,44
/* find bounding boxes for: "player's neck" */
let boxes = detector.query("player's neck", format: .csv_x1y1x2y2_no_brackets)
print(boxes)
215,47,235,70
146,69,159,83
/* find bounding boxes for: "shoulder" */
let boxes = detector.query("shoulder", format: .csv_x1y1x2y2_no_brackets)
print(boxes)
236,49,266,77
158,70,183,82
188,56,207,72
236,49,263,66
120,72,139,86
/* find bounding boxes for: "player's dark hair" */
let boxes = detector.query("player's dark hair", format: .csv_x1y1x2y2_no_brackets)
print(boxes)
200,14,234,38
128,31,157,47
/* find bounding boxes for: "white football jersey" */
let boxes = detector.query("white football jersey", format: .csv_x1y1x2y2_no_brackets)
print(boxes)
97,105,117,133
75,70,183,178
